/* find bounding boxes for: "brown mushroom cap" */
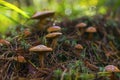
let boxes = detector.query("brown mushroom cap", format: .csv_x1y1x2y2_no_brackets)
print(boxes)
86,26,97,33
14,56,26,63
31,11,55,19
45,32,62,39
29,45,53,52
75,44,83,50
0,39,10,45
47,26,61,33
105,65,120,72
76,22,87,28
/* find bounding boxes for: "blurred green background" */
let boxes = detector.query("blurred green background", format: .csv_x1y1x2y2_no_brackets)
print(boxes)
0,0,120,34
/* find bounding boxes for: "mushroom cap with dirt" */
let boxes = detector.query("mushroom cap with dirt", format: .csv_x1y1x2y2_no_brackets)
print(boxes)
105,65,120,72
47,26,61,33
75,44,83,50
29,45,53,68
0,39,10,46
86,26,97,33
31,11,55,19
76,22,87,28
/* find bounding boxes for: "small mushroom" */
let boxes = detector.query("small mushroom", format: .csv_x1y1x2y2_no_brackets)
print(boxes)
0,56,26,63
47,26,61,33
74,44,83,56
29,45,52,68
0,39,10,46
75,22,87,36
14,55,26,63
105,65,120,72
45,32,62,49
85,26,97,40
23,28,31,37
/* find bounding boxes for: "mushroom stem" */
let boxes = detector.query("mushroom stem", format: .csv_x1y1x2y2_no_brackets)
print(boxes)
51,38,58,49
88,33,93,40
76,29,81,36
38,19,46,31
39,53,44,68
75,49,81,56
76,28,84,36
29,45,52,68
80,29,84,36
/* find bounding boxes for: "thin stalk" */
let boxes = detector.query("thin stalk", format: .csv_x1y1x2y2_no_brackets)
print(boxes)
39,53,44,68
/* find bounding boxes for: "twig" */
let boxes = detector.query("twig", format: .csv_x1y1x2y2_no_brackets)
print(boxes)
60,68,67,80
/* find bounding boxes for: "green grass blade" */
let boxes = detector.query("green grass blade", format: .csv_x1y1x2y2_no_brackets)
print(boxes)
0,1,30,18
0,13,19,24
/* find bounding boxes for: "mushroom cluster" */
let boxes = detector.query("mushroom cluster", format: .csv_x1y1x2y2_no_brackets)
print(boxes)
29,11,60,69
45,25,62,49
75,22,97,40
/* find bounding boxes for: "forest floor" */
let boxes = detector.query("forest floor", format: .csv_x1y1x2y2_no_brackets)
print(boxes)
0,14,120,80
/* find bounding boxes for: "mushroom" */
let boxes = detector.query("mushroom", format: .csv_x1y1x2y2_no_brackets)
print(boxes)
0,55,26,63
75,22,87,36
23,28,31,37
31,11,55,31
74,44,83,56
47,26,61,33
31,11,55,19
104,65,120,80
0,39,10,46
14,55,26,63
105,65,120,72
85,26,97,40
45,32,62,49
29,45,52,68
